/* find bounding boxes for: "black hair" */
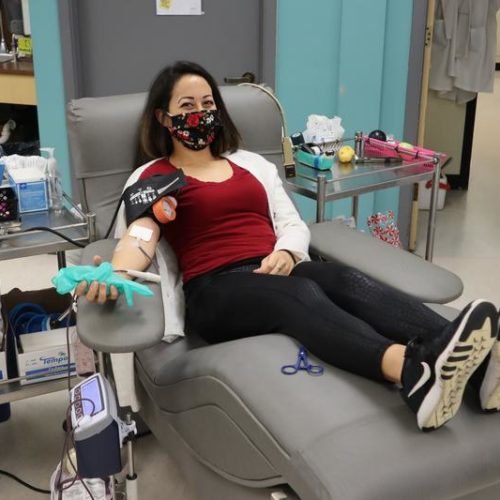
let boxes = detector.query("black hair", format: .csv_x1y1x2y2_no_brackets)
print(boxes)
136,61,240,166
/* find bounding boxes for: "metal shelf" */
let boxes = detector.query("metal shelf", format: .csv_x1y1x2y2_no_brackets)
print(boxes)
0,192,96,260
0,376,77,405
0,192,95,405
286,144,443,261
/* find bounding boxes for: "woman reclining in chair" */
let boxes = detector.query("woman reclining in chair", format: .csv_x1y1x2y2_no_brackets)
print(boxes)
77,61,500,432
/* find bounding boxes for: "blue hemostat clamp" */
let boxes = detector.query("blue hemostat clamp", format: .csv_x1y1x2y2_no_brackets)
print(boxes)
52,262,154,307
281,346,324,376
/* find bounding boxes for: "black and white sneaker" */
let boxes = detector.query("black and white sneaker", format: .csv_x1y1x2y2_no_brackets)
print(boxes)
401,299,497,431
478,312,500,412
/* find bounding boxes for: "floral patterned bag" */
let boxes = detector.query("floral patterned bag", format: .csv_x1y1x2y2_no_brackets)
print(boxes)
367,210,401,248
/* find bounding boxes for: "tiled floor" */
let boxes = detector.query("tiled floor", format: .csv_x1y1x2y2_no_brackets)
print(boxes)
1,74,499,499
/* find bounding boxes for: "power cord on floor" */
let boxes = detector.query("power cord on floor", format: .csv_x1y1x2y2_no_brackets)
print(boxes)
0,468,51,495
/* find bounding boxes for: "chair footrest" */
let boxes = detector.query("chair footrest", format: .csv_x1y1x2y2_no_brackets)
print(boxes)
309,221,463,304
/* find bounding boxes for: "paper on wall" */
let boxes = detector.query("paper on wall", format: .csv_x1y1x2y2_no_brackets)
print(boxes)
156,0,203,15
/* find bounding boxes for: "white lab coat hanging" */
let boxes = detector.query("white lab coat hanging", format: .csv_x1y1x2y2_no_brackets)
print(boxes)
429,0,500,103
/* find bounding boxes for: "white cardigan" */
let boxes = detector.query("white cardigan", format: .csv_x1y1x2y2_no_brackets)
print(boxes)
111,150,311,409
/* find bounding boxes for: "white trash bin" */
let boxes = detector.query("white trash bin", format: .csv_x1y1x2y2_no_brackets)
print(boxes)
418,174,449,210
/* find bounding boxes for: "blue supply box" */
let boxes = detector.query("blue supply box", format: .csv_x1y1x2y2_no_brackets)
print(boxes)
8,166,48,213
295,149,335,171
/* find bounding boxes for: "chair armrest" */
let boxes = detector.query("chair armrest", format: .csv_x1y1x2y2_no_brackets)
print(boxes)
309,221,463,304
76,239,165,353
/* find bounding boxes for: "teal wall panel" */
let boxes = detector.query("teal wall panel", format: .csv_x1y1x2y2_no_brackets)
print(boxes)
277,0,413,230
336,0,387,136
380,0,413,138
276,0,341,135
29,0,71,194
276,0,343,223
375,0,413,216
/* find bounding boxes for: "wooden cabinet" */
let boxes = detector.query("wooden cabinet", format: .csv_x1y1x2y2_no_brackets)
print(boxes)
0,60,36,105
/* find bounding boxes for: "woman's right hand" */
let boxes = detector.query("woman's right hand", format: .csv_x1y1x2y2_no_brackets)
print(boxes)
75,255,120,304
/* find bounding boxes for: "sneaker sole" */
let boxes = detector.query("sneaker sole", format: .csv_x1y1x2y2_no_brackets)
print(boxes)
480,341,500,411
418,300,497,431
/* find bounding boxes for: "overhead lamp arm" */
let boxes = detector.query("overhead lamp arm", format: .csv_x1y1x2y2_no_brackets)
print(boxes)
239,83,296,178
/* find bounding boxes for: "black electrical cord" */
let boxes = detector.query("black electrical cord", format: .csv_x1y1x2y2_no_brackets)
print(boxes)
56,294,97,500
21,226,86,248
0,469,51,495
66,295,77,393
104,197,124,239
0,299,77,497
56,400,97,500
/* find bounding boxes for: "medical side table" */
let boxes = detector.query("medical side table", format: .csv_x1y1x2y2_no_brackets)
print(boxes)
0,193,96,404
286,154,442,262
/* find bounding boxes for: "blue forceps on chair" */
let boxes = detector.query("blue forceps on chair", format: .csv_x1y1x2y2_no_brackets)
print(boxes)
281,346,324,376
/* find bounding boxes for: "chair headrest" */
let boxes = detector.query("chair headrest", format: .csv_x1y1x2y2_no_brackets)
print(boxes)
68,85,284,180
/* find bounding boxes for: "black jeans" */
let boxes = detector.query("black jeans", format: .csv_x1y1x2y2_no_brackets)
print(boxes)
184,259,450,381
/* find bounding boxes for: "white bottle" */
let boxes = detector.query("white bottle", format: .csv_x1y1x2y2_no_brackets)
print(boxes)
41,147,63,213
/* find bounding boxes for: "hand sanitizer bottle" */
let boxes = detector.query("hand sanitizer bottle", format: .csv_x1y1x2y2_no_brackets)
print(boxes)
40,147,63,213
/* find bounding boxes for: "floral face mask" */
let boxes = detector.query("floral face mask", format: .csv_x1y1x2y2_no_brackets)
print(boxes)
167,109,221,151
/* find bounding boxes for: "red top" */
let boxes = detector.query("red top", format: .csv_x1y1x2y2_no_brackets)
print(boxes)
139,158,276,282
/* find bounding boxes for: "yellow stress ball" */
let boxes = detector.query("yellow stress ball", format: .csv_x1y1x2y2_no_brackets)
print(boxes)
337,145,355,163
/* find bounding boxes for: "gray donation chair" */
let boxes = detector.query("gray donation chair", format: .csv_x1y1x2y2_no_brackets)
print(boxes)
68,85,500,500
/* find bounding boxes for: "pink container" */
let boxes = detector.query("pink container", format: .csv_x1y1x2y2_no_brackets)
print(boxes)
363,136,447,169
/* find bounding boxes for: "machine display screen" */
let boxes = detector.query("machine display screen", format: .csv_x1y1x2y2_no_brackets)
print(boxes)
80,377,104,415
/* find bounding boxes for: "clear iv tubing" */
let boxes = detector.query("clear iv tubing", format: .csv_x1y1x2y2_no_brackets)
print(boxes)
114,269,161,283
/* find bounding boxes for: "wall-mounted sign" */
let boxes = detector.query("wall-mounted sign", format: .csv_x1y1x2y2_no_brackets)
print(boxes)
156,0,203,16
17,36,33,56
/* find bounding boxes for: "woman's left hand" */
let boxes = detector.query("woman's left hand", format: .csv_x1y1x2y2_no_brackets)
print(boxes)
253,250,295,276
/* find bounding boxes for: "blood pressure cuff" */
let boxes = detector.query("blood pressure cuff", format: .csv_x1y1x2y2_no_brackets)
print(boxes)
123,171,187,226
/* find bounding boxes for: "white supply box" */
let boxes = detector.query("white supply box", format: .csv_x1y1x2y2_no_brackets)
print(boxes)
17,328,75,385
418,174,449,211
4,154,49,213
8,166,48,213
